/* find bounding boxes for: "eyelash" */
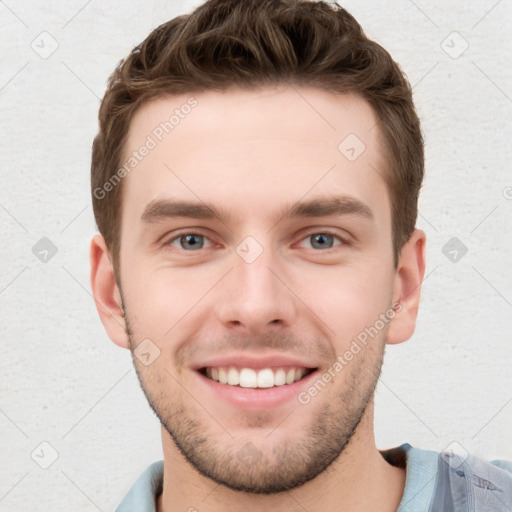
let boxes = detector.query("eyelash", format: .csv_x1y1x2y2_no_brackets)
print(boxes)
165,232,216,251
297,231,346,249
164,230,348,251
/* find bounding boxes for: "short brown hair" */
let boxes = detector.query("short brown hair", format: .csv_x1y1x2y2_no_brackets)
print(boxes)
91,0,424,273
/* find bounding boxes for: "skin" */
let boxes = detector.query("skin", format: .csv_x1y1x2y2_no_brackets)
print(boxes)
91,85,426,511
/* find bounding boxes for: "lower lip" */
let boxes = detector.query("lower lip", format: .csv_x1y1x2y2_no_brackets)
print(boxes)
195,370,318,411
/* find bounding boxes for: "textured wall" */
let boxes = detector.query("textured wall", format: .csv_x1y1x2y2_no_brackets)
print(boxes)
1,1,511,510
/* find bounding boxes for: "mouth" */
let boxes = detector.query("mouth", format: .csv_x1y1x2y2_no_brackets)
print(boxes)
198,366,318,389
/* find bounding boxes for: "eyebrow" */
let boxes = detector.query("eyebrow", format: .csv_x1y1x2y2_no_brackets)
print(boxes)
281,195,374,221
140,195,374,224
141,199,230,223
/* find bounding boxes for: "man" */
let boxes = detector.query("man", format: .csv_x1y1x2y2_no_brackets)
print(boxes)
89,0,512,510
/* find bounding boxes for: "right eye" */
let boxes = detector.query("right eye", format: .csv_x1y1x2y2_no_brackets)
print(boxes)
167,233,213,251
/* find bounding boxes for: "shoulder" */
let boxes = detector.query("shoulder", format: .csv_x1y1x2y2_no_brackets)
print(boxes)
383,444,512,512
491,458,512,474
382,443,439,510
432,448,512,510
115,460,164,512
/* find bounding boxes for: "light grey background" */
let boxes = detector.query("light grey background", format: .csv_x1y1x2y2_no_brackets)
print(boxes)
1,1,511,510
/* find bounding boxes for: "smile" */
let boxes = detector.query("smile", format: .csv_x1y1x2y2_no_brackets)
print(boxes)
201,366,317,389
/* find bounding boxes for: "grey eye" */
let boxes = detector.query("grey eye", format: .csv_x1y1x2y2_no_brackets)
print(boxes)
309,233,335,249
178,234,205,250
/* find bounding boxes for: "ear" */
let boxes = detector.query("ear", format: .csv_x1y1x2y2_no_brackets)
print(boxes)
90,234,130,349
386,229,426,345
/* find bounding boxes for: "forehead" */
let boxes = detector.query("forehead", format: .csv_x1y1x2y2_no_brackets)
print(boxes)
121,86,389,227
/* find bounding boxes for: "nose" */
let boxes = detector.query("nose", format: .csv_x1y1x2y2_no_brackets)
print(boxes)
214,244,298,333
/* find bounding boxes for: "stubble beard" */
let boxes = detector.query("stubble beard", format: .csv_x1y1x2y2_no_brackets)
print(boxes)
122,302,386,494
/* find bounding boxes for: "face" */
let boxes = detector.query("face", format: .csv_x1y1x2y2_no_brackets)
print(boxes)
113,86,401,492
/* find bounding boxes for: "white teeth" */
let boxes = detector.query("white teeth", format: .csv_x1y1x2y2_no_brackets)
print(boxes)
286,368,295,384
274,368,286,386
227,367,239,385
257,368,274,388
218,367,228,384
239,368,257,387
205,366,312,388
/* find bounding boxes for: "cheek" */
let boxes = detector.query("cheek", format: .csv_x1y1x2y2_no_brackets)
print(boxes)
294,263,393,341
122,264,217,336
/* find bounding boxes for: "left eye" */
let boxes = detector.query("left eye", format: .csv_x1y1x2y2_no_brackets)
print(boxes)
169,234,211,250
299,232,343,250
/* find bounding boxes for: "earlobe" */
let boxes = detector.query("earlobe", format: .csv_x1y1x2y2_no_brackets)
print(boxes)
386,229,426,345
90,234,130,349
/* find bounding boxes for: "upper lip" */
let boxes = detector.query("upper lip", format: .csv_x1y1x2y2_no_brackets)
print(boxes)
192,353,319,371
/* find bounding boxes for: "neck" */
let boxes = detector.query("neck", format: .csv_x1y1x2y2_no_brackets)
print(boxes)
156,406,405,512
